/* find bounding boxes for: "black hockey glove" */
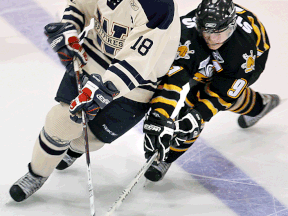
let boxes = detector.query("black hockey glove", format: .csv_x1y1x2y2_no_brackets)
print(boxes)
69,74,119,123
44,22,88,74
173,108,203,146
143,110,175,161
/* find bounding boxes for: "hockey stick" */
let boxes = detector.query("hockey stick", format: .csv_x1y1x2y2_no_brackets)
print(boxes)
105,151,158,216
73,58,96,216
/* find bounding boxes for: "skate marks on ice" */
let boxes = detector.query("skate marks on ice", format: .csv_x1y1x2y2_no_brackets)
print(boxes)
173,138,288,216
1,0,288,216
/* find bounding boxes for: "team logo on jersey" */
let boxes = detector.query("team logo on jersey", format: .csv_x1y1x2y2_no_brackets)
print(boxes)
212,50,224,63
193,56,214,82
175,40,195,60
241,50,256,73
199,64,214,78
130,0,139,11
94,8,129,55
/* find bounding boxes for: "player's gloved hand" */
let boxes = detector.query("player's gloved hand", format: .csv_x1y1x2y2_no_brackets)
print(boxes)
69,74,119,123
44,22,88,73
143,110,175,161
173,108,203,146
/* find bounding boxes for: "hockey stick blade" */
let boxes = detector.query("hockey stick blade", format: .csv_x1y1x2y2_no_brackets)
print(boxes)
105,151,158,216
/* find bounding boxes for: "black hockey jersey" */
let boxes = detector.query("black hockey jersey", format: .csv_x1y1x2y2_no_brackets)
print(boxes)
150,4,270,121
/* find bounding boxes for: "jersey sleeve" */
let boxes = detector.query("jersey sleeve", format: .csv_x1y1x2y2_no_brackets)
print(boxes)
209,74,247,103
236,4,271,85
190,68,252,122
247,15,270,85
150,64,191,118
101,0,181,99
149,26,200,118
236,4,270,56
150,29,196,118
61,0,97,33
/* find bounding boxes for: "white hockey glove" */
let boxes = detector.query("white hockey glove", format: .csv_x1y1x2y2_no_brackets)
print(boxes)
44,22,88,73
173,108,203,146
69,74,119,123
143,110,175,161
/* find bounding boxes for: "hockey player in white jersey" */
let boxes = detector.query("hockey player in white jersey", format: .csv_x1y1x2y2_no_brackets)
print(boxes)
9,0,180,202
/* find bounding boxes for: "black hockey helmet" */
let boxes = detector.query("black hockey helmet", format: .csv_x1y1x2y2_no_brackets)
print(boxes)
195,0,236,33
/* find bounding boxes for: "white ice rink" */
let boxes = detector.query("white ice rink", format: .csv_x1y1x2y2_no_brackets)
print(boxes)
1,0,288,215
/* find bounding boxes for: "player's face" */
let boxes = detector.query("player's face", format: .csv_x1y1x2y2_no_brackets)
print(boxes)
202,25,234,50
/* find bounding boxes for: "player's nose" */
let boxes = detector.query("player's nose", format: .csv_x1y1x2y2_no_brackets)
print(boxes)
209,33,221,42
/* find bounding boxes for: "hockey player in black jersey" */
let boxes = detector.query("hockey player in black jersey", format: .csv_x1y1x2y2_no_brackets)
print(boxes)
143,0,280,182
9,0,181,202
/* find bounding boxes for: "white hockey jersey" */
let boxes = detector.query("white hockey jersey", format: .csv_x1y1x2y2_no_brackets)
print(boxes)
62,0,180,103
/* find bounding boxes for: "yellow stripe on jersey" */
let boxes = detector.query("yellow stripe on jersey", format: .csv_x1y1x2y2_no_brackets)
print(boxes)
232,87,251,113
248,16,262,49
162,83,182,93
236,10,246,14
155,108,170,118
241,89,256,115
258,19,270,51
236,5,269,54
184,138,198,144
235,5,247,14
150,96,178,108
248,16,270,51
257,49,264,58
193,72,208,83
197,92,218,116
228,88,247,111
170,146,190,152
205,84,232,109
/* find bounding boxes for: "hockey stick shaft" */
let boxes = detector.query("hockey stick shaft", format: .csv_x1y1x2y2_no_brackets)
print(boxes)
105,151,158,216
73,58,96,216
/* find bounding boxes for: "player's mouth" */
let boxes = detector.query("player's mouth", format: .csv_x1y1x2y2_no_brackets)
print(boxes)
207,43,223,50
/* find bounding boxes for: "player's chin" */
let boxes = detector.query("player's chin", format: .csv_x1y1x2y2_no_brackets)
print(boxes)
207,43,223,50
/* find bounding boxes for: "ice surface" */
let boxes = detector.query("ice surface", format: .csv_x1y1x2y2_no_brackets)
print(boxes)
1,0,288,215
